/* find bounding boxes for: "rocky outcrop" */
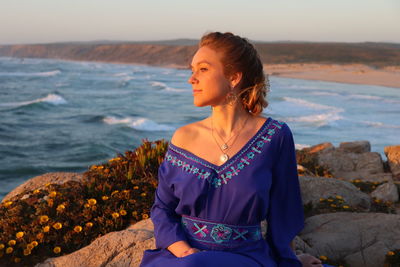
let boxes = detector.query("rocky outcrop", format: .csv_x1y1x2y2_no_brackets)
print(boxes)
1,172,85,203
299,176,371,210
385,145,400,180
300,212,400,267
299,141,395,182
37,219,155,267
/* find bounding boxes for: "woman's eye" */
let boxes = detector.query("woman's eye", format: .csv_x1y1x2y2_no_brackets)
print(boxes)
200,68,208,72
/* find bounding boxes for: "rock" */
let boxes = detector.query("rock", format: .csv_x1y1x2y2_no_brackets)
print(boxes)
37,219,155,267
313,143,391,182
338,141,371,154
370,181,399,203
300,212,400,267
299,176,371,210
302,142,335,154
385,145,400,180
2,172,86,203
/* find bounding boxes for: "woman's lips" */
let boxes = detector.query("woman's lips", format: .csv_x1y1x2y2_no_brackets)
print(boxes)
192,89,202,94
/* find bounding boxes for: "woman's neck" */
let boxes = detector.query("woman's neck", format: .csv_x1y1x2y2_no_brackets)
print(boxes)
210,103,253,139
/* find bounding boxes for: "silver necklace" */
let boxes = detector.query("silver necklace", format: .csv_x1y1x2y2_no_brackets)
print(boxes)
211,116,250,163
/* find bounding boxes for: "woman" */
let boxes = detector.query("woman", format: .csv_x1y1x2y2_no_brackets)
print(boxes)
140,32,331,267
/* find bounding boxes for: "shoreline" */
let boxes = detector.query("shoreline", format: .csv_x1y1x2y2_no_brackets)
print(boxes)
264,63,400,88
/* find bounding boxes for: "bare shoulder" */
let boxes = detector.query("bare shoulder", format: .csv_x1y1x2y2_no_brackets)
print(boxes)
170,119,209,148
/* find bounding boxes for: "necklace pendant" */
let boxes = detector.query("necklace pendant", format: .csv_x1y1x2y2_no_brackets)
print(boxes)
221,143,228,150
220,154,229,162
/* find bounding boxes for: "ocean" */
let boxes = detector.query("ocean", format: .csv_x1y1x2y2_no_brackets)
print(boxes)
1,57,399,200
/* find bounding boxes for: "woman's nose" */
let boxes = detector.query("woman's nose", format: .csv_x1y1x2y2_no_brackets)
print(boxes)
188,73,198,84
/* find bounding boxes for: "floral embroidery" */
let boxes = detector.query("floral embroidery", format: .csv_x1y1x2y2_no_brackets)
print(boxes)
167,119,284,188
165,153,212,180
181,215,262,247
210,224,233,243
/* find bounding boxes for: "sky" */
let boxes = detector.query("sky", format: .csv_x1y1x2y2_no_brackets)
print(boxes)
0,0,399,45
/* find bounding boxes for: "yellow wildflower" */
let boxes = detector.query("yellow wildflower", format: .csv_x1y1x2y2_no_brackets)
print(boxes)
49,191,57,198
141,192,147,197
74,226,83,233
327,199,334,202
104,168,110,174
53,222,62,230
142,213,149,219
4,201,13,208
354,179,361,183
43,226,50,233
112,212,120,219
133,186,139,190
53,246,61,254
374,199,381,203
14,257,21,263
97,166,104,170
33,189,40,194
90,165,97,170
88,198,97,205
319,198,324,202
132,211,138,216
27,244,34,250
387,251,395,256
16,232,24,239
111,190,119,196
120,210,127,216
40,215,49,224
343,205,350,209
319,255,328,261
330,204,337,208
86,222,93,228
8,240,16,246
335,195,343,199
31,241,38,247
57,204,66,212
102,196,109,201
45,183,51,187
5,247,13,254
0,244,5,250
23,249,31,256
123,189,129,194
36,233,44,239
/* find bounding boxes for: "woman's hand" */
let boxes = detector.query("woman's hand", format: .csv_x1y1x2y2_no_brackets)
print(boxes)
297,253,324,267
180,247,201,258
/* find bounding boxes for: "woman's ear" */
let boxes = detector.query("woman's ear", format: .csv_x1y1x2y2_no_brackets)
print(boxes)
230,72,243,89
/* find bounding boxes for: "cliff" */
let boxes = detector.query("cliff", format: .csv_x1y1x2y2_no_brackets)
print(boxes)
1,41,400,68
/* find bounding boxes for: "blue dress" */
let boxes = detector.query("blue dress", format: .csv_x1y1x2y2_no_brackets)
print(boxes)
140,117,334,267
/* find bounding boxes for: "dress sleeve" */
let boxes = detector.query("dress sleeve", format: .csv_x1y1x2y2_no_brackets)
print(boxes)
265,123,305,267
150,158,188,249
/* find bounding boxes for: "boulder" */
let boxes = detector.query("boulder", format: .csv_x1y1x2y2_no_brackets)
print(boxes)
300,141,393,182
299,176,371,210
385,145,400,180
370,181,399,203
338,141,371,154
37,219,155,267
2,172,86,203
300,212,400,267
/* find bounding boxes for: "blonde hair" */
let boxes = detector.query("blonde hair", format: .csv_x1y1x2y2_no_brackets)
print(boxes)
199,32,269,115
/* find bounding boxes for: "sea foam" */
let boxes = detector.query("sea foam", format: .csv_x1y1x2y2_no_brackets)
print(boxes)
103,116,174,131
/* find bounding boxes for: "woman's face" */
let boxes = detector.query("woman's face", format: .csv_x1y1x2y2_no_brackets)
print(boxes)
188,46,231,107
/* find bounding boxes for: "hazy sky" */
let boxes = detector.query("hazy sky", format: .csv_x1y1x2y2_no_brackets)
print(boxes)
1,0,399,44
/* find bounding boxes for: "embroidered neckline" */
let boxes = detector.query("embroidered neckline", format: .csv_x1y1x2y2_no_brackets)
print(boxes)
169,117,272,171
165,118,285,188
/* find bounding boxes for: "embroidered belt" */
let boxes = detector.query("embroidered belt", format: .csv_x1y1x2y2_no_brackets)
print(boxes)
181,215,262,248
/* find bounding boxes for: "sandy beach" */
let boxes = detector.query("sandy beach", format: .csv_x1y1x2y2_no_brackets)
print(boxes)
264,64,400,88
